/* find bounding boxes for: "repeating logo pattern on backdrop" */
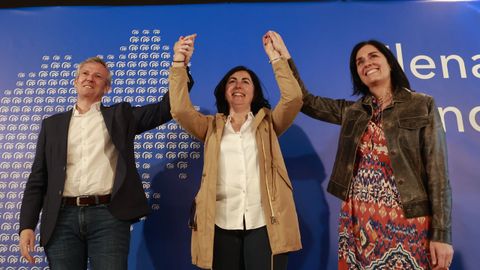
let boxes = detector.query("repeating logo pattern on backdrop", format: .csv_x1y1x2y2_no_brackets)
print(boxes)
0,29,202,269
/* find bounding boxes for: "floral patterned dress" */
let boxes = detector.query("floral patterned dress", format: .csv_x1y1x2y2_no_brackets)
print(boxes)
338,100,432,270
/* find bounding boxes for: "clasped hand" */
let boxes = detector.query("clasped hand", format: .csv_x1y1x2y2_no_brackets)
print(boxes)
173,30,291,64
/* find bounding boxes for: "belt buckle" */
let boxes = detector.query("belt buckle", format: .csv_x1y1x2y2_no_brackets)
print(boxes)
76,195,90,206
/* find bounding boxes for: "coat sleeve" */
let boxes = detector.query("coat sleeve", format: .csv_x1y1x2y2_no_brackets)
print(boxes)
287,58,353,125
168,66,210,142
19,119,48,233
423,96,452,244
270,58,303,136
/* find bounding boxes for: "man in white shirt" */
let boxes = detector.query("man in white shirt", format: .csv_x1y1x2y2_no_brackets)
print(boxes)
18,56,192,269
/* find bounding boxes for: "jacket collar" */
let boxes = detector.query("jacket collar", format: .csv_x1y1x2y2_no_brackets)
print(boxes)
361,87,413,107
252,108,267,131
215,113,225,142
99,103,114,138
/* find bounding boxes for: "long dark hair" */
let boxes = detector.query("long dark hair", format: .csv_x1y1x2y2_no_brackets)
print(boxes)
214,66,271,115
349,40,410,96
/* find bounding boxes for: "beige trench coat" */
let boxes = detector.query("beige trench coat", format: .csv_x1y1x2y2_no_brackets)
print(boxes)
169,58,303,269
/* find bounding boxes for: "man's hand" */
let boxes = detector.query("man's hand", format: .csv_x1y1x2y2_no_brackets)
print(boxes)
173,34,197,66
19,229,36,264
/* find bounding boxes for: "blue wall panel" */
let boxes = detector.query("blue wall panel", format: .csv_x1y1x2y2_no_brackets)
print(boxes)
0,2,478,269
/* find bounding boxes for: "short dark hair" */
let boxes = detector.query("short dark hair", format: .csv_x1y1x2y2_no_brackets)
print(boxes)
214,66,271,115
349,40,410,96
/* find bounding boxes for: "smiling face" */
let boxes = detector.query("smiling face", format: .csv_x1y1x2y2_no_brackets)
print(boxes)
224,70,255,113
355,44,392,89
74,62,110,102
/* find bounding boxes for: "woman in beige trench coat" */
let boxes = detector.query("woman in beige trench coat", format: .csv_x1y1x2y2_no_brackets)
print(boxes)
168,32,302,270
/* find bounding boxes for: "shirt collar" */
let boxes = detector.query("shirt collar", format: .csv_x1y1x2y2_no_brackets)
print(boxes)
225,112,254,133
226,112,254,123
72,102,101,116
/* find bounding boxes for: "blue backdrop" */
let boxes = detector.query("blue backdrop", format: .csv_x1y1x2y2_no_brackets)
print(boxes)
0,1,478,269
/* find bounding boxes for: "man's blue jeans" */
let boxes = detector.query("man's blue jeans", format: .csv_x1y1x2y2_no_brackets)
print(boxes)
44,204,131,270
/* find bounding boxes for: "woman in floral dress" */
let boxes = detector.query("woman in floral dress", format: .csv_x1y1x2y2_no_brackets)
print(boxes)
268,33,453,270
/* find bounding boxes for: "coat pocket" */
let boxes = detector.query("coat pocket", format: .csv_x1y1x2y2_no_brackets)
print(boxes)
397,116,429,149
269,165,293,202
398,116,429,129
276,165,293,191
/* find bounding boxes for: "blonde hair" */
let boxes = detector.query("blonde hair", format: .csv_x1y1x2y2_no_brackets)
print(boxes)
76,56,112,86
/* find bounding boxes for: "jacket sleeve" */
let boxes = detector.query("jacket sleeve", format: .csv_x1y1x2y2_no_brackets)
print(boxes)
132,67,195,134
287,58,353,125
423,97,452,244
19,119,48,234
270,58,303,136
168,66,210,142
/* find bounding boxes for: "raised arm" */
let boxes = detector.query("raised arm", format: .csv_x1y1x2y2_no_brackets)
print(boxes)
169,34,210,142
263,31,303,136
131,35,196,134
289,59,352,125
266,31,352,125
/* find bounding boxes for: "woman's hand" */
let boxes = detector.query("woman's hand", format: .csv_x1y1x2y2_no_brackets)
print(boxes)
430,241,454,269
265,31,291,59
263,32,280,63
173,34,197,66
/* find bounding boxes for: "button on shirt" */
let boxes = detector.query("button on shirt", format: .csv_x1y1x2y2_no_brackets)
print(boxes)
63,102,118,196
216,113,265,230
